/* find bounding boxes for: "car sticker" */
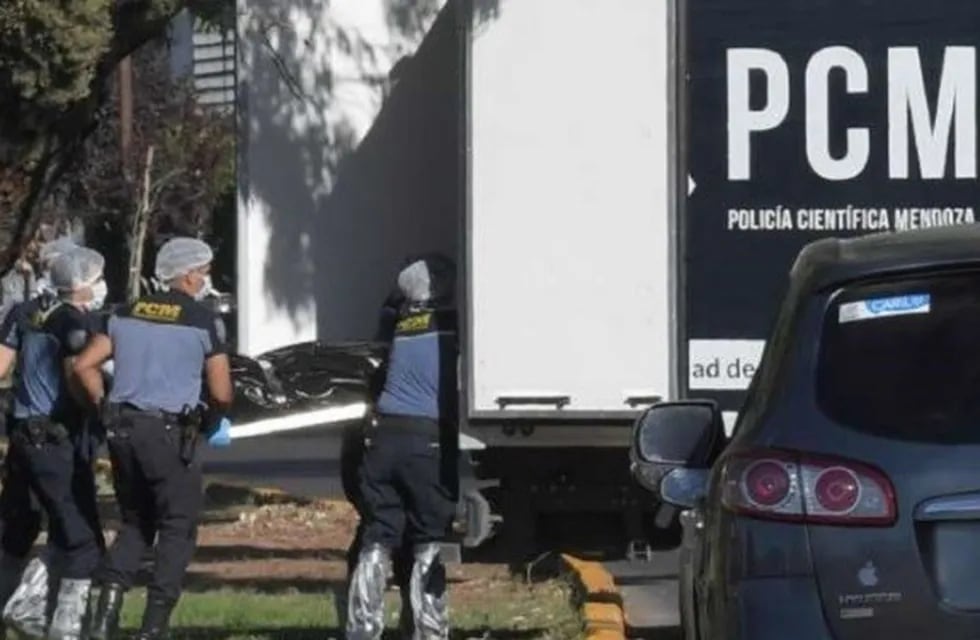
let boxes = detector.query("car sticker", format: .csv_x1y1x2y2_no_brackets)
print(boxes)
838,293,931,324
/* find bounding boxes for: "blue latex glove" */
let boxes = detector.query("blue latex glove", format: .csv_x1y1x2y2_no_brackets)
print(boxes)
206,417,232,447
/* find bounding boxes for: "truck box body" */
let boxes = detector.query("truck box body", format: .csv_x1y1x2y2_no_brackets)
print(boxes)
680,0,980,421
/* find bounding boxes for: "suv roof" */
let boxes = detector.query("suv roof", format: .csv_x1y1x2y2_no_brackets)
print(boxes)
792,226,980,294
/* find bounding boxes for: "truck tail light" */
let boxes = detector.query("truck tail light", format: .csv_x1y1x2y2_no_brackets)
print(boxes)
720,449,896,526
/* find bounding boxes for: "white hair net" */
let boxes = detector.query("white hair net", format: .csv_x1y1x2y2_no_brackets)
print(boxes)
398,260,432,302
38,237,77,268
154,237,214,282
396,254,456,303
49,247,105,292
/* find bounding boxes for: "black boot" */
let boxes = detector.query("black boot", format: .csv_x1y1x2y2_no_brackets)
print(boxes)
135,597,175,640
88,583,124,640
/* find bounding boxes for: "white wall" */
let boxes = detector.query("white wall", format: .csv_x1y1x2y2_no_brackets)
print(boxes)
236,0,451,355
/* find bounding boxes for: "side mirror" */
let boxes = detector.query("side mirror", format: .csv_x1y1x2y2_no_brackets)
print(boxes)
629,400,725,497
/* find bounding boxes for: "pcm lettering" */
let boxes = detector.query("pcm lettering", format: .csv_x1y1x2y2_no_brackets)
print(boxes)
728,46,976,181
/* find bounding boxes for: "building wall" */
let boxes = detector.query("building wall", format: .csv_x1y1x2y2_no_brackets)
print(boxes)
236,0,456,355
169,9,236,108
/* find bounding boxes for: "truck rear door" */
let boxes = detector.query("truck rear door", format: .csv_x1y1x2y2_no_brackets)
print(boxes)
465,0,675,421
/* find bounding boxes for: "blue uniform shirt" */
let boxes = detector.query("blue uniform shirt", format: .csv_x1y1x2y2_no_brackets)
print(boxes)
375,305,457,422
0,294,101,422
104,290,225,414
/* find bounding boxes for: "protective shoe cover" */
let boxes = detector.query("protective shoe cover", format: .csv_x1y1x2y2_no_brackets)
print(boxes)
87,584,124,640
409,544,448,640
3,553,54,639
46,579,91,640
0,555,28,611
346,544,390,640
0,555,28,640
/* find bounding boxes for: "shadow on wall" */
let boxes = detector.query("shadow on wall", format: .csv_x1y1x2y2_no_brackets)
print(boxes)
238,0,342,329
240,0,501,343
314,2,461,341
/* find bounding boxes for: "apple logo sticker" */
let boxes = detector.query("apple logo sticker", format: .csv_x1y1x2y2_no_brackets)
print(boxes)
858,561,879,588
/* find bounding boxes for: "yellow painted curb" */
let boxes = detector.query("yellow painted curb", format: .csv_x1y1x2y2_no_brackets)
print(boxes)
562,554,626,640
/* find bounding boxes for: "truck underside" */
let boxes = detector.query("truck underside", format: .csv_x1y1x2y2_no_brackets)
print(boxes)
462,445,674,560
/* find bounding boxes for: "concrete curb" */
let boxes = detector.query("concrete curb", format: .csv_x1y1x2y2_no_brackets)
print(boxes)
562,554,626,640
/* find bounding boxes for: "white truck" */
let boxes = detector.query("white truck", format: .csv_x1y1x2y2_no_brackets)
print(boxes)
456,0,979,559
236,0,978,559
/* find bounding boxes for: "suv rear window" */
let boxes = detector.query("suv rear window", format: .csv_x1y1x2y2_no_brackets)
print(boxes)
817,271,980,441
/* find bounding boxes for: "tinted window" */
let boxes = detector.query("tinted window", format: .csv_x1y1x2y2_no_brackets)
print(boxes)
817,271,980,442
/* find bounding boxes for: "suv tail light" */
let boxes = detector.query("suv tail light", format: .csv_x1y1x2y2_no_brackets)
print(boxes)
720,449,897,526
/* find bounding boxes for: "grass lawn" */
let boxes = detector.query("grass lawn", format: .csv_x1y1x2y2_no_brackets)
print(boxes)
118,584,582,640
0,457,587,640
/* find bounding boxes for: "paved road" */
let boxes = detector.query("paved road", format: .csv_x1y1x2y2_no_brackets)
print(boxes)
606,552,682,639
201,423,353,499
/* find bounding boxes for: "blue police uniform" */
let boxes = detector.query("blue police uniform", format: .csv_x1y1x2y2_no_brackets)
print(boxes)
340,291,415,632
348,296,459,640
364,303,458,544
0,294,105,582
90,289,225,640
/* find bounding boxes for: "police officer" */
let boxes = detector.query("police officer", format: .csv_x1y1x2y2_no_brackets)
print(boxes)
338,286,413,634
72,237,233,640
0,247,109,640
1,237,78,422
347,254,459,640
0,237,55,638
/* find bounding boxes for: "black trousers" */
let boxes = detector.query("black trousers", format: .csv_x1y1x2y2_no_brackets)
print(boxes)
98,413,202,603
341,422,413,591
0,418,104,579
357,418,456,550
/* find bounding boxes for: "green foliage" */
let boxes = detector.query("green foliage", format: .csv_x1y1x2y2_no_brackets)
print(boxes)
51,36,235,294
0,0,197,268
0,0,112,111
153,96,236,236
191,0,236,32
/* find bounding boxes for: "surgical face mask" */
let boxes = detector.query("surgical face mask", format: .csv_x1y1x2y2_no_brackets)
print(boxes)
88,280,108,311
193,274,214,301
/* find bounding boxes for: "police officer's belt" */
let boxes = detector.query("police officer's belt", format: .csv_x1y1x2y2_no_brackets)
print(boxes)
115,403,180,422
12,416,69,445
373,414,441,437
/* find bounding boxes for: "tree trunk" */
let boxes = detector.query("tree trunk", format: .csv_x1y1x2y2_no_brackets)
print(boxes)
127,145,156,302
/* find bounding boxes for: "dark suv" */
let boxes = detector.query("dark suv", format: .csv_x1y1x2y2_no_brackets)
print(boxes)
632,226,980,639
